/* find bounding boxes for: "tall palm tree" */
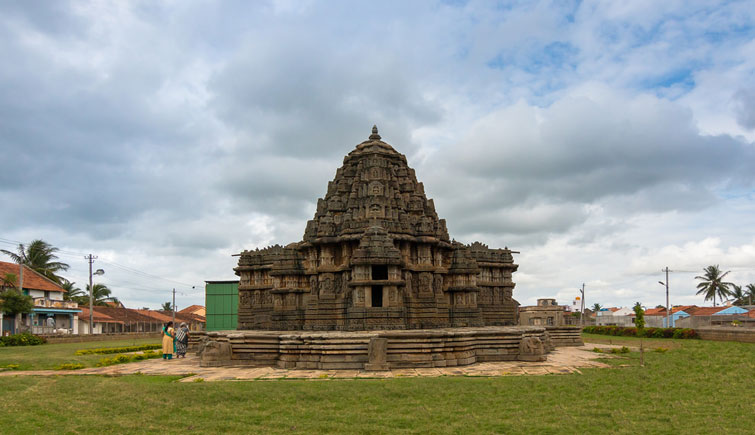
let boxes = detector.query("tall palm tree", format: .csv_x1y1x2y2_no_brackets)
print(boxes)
0,239,70,285
729,284,746,306
695,265,733,307
61,280,86,302
161,302,173,312
591,303,602,313
746,284,755,306
83,283,120,306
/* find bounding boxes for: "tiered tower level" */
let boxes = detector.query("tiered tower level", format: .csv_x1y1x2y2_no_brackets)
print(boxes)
235,126,519,330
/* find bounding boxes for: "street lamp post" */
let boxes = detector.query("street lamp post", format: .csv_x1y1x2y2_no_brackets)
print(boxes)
87,254,104,334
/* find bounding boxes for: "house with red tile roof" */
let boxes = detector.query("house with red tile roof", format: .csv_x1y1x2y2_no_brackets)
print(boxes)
0,261,81,335
178,304,205,317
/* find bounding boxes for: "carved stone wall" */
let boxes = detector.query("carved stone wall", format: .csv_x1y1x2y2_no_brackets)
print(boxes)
234,127,519,331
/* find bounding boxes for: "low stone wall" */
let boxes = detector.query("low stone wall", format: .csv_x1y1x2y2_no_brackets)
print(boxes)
696,327,755,343
42,332,162,344
192,326,558,369
545,326,583,347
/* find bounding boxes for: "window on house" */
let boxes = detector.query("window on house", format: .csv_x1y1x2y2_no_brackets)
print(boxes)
371,285,383,307
371,265,388,280
547,317,554,325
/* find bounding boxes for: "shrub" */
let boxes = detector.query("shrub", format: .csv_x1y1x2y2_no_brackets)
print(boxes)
57,363,85,370
95,350,161,367
583,326,699,339
2,364,20,370
75,344,161,355
0,333,47,346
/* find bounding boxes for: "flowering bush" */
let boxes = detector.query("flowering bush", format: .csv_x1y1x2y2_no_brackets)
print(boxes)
583,325,699,339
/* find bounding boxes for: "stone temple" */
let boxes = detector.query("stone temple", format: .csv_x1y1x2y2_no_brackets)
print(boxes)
234,126,519,331
194,127,582,369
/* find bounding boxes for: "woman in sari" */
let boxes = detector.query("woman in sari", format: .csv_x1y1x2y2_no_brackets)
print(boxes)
162,321,175,360
175,322,189,358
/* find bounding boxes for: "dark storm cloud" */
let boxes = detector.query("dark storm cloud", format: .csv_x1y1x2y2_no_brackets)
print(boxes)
208,32,441,160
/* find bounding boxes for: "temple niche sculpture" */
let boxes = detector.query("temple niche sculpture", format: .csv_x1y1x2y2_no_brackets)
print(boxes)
235,126,519,331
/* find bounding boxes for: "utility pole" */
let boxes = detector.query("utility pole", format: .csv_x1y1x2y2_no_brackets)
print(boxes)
17,262,24,333
580,283,585,327
659,268,672,328
87,254,97,335
664,267,670,328
172,288,176,326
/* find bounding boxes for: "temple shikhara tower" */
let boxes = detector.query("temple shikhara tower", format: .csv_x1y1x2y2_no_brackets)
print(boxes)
234,126,519,331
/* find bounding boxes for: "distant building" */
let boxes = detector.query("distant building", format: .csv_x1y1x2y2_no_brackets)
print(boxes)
179,304,206,318
0,261,80,335
595,307,635,326
519,298,568,327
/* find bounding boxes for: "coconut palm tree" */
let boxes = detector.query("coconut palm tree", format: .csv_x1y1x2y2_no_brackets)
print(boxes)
161,301,173,312
729,284,747,306
746,284,755,306
591,303,602,313
0,239,70,285
61,280,86,302
82,283,120,306
695,265,733,307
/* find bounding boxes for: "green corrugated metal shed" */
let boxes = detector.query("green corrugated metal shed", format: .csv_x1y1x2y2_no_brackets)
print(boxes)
205,280,238,331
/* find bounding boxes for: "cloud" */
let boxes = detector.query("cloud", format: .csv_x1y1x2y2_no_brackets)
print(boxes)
1,1,754,310
421,85,754,246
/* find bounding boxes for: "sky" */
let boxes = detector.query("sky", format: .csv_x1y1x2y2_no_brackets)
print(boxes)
1,0,754,311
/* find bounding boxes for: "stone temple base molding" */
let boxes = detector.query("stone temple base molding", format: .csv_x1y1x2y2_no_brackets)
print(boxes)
192,326,583,370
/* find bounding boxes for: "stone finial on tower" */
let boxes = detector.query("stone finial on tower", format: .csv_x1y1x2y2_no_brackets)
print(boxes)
369,125,381,140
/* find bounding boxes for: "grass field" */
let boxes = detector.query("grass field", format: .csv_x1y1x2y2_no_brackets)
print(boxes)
0,337,159,370
0,335,753,433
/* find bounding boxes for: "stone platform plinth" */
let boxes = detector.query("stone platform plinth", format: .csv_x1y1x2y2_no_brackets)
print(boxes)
192,326,564,370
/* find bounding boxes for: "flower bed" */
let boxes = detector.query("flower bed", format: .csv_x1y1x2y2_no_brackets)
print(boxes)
583,325,699,339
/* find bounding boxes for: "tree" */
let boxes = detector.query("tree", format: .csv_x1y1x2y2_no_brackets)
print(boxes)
61,280,85,302
0,239,70,285
591,303,602,313
1,273,18,291
633,302,645,331
80,283,120,307
695,265,733,307
729,285,747,306
746,284,755,306
0,288,33,316
161,302,173,312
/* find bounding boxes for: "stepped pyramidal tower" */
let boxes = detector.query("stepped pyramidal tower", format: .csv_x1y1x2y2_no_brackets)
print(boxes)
235,126,519,330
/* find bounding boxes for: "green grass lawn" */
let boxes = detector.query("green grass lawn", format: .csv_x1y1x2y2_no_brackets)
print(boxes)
0,337,159,370
0,335,753,433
